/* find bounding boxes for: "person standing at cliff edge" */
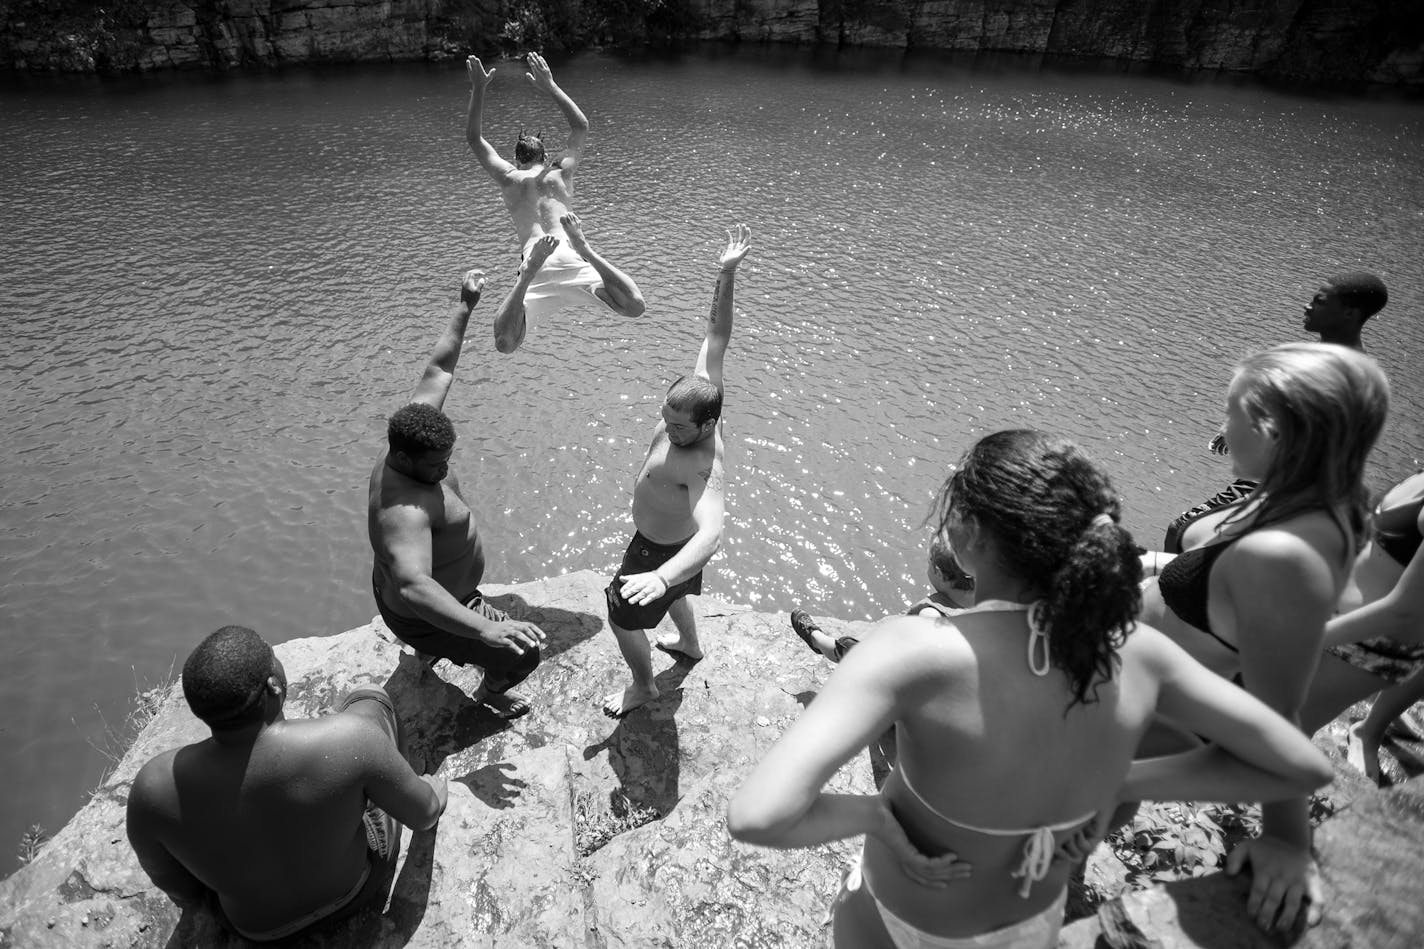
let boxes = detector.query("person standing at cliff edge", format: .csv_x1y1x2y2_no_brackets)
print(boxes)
126,626,447,941
602,224,750,719
369,269,547,720
466,52,646,353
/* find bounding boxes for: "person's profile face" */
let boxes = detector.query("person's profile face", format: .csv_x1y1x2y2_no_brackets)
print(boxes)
408,447,453,484
1303,284,1351,335
1222,375,1275,481
662,403,710,447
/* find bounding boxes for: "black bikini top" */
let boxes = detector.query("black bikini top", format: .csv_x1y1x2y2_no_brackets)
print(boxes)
1157,538,1241,653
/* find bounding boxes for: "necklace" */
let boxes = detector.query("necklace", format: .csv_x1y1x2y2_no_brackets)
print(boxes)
937,599,1051,677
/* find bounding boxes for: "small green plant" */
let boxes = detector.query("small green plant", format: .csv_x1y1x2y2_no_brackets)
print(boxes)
17,824,49,866
573,787,660,856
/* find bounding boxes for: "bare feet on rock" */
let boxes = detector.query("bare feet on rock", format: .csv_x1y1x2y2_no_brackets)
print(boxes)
602,682,659,719
475,686,532,721
654,634,703,662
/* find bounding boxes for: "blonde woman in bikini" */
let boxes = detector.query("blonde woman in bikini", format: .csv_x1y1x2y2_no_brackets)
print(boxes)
730,430,1331,949
1137,342,1387,932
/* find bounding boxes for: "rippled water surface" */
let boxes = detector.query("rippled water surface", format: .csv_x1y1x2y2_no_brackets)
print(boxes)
2,47,1422,870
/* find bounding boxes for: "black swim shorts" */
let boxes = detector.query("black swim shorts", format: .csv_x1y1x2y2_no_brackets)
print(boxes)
605,531,703,631
372,574,540,690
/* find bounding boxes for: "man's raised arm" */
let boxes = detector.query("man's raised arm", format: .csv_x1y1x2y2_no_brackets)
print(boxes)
408,270,484,411
466,56,515,182
694,224,751,394
524,52,588,172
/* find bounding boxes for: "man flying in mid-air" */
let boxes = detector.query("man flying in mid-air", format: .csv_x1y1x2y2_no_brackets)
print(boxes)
465,52,645,353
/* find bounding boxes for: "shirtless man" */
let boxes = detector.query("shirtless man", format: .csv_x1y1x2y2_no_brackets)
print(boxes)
126,626,447,941
1301,270,1388,351
369,269,546,719
465,53,645,353
602,224,751,719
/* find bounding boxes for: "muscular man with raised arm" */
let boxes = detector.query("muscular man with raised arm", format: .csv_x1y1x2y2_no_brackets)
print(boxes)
369,269,546,720
602,224,750,719
465,53,645,354
126,626,447,941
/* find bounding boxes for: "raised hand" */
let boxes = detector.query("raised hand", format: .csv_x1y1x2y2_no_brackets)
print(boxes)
460,269,487,309
525,52,556,93
467,55,495,89
719,223,751,271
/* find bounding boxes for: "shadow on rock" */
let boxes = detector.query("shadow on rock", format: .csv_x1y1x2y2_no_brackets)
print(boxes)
482,592,601,663
382,652,510,775
583,663,692,820
455,760,528,809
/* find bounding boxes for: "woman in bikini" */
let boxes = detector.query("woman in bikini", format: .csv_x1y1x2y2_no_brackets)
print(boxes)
729,429,1331,949
1138,342,1389,932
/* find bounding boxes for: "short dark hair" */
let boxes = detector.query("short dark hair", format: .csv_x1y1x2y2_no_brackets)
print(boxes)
1329,271,1388,321
388,403,455,457
182,626,277,730
514,131,546,165
666,375,722,425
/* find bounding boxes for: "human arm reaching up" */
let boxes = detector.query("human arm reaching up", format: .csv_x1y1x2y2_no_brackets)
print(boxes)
524,52,588,174
408,270,484,412
694,224,751,394
466,56,516,183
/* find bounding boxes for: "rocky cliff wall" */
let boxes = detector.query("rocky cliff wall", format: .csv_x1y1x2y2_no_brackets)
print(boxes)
1,570,1422,947
1,0,1421,84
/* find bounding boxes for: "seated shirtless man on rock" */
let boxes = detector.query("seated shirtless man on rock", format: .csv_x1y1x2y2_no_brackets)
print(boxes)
602,224,750,719
368,269,546,719
126,626,447,942
466,52,645,353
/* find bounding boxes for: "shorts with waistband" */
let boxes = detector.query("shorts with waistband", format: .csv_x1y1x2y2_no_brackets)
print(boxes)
605,531,703,630
372,573,540,691
1326,637,1424,685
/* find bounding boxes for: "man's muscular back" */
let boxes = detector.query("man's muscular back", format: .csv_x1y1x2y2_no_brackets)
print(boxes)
500,165,575,244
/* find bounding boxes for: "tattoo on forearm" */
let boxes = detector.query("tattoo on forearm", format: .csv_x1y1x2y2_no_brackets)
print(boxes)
708,280,723,327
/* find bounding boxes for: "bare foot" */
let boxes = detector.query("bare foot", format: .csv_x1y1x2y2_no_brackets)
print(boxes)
602,682,659,719
654,634,703,662
524,234,559,272
460,269,486,308
559,212,593,256
475,687,532,721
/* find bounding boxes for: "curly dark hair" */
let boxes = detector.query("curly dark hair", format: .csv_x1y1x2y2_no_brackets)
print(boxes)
181,625,280,730
387,403,455,457
932,430,1142,708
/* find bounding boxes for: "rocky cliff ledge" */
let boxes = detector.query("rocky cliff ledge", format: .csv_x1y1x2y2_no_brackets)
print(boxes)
1,0,1421,84
1,570,1421,947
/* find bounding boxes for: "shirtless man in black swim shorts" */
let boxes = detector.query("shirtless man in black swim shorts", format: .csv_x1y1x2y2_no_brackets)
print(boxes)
368,269,547,719
602,224,750,718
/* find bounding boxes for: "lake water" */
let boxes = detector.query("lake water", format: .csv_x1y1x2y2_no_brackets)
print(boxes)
1,46,1421,874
